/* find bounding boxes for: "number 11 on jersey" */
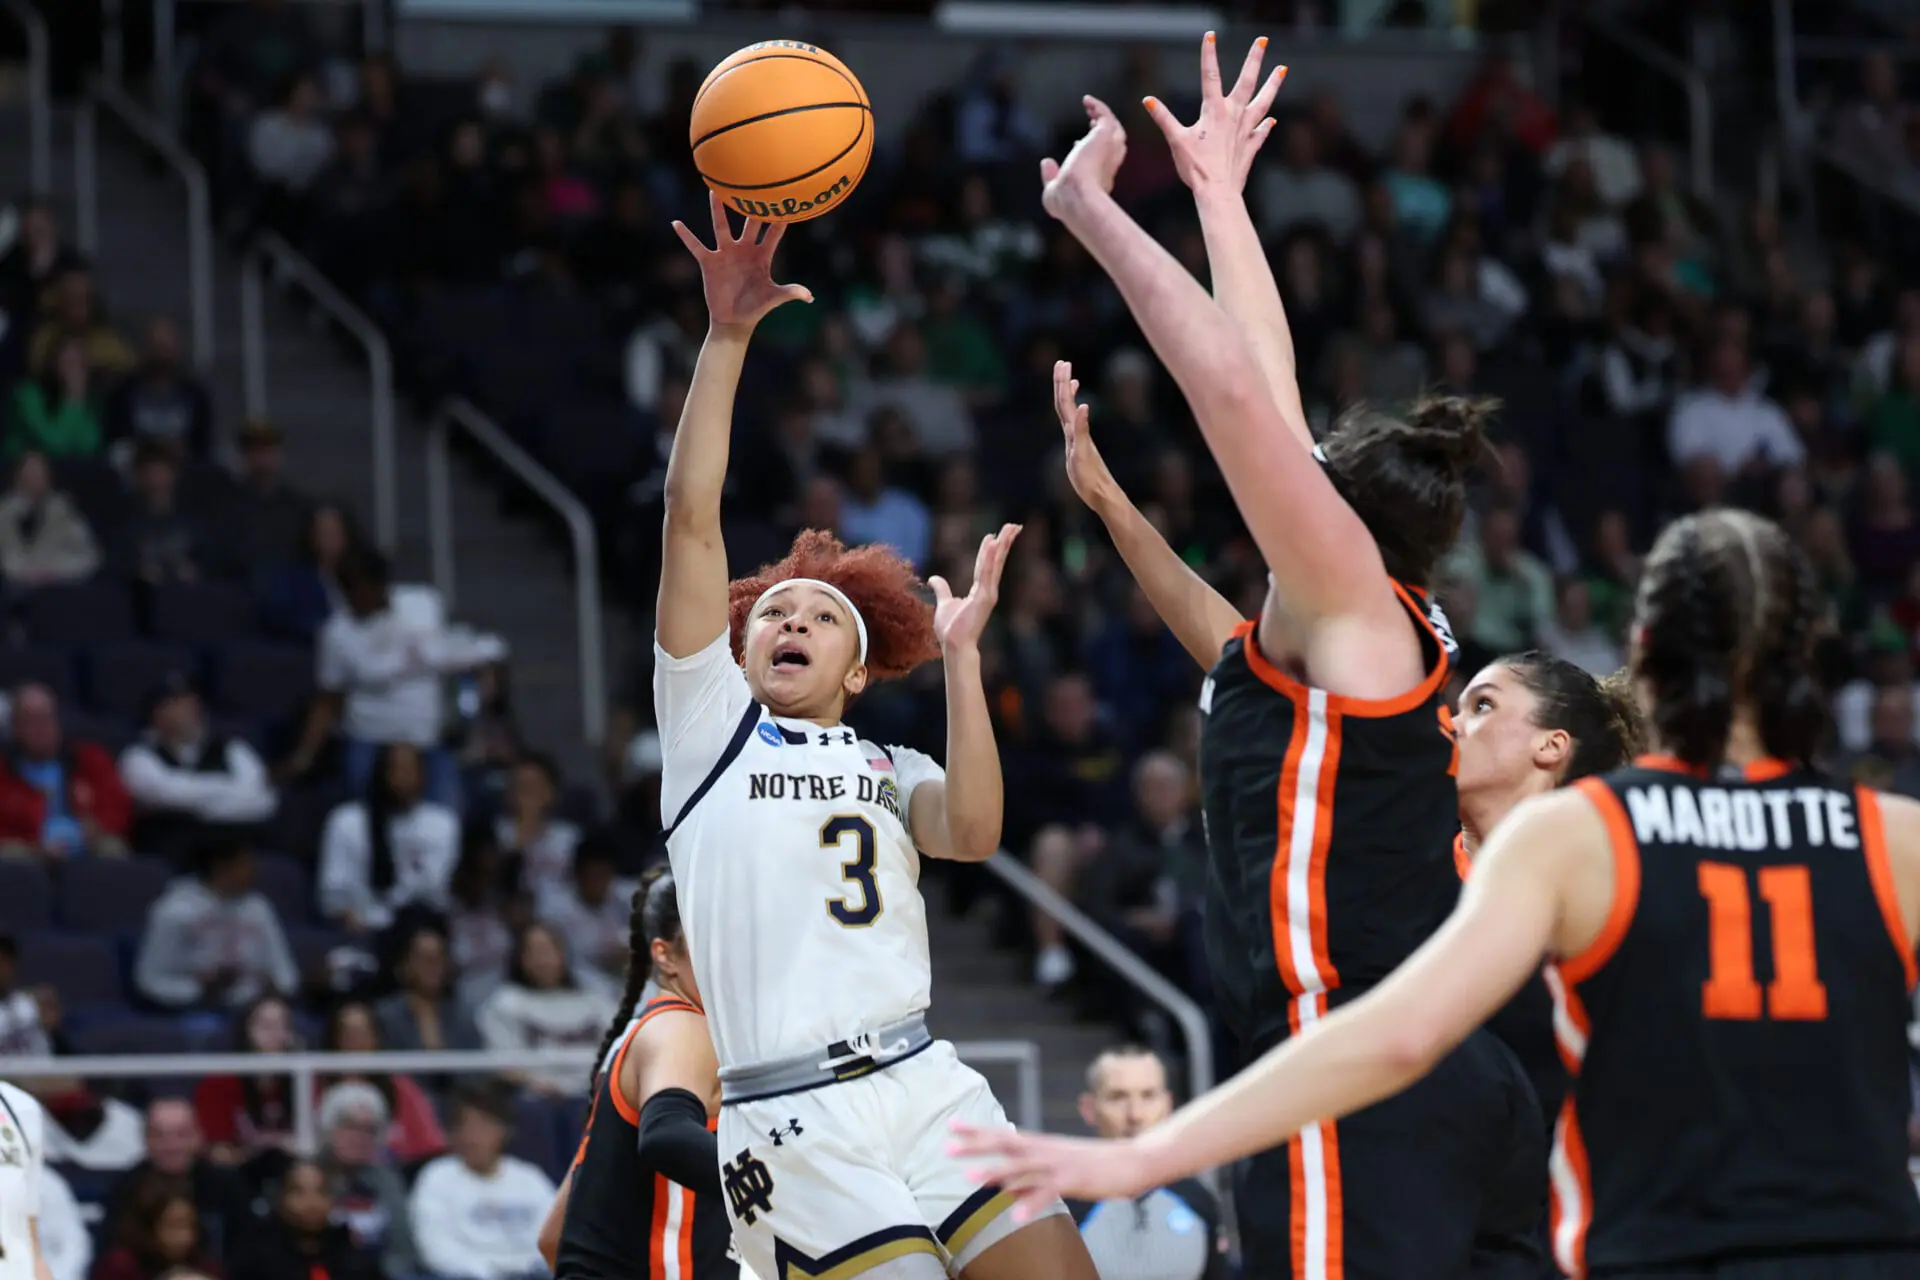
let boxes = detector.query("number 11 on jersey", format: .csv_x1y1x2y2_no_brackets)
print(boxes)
1698,862,1829,1022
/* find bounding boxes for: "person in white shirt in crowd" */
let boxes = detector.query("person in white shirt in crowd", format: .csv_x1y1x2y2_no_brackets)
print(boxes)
407,1081,554,1280
0,1079,57,1280
1534,577,1622,679
445,828,518,1009
1255,117,1361,241
134,837,299,1012
493,752,579,904
1543,102,1643,209
30,1162,86,1280
475,921,615,1098
283,546,505,809
534,832,635,981
246,71,335,195
120,674,276,864
0,452,100,590
318,742,460,938
0,935,51,1061
1668,335,1806,507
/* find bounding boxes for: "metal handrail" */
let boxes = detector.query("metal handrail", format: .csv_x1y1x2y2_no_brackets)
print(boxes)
982,853,1217,1175
17,1041,1042,1151
427,398,608,744
0,0,50,194
1810,139,1920,214
1581,12,1714,197
74,76,215,371
240,233,397,551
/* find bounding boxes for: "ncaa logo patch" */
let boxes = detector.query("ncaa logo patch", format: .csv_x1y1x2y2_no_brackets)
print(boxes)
757,722,784,748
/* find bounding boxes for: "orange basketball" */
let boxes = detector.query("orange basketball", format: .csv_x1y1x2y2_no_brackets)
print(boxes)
690,41,873,225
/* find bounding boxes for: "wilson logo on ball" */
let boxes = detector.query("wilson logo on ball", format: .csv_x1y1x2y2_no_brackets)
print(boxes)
728,173,855,221
691,41,873,225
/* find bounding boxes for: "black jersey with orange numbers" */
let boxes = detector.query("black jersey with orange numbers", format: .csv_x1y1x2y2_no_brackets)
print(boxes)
555,996,738,1280
1548,759,1920,1277
1198,580,1461,1050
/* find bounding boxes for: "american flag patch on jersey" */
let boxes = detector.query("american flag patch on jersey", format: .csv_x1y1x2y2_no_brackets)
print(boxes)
868,755,893,773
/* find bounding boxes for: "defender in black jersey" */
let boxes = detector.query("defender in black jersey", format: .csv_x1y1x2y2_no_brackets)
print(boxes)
543,869,738,1280
954,509,1920,1280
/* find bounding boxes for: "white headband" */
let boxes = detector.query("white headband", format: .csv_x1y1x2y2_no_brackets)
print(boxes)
751,577,868,664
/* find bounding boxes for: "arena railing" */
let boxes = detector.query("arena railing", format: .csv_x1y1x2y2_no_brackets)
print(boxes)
0,0,50,195
1579,9,1714,197
426,398,608,745
1807,141,1920,277
12,1043,1043,1154
73,75,216,373
240,233,399,553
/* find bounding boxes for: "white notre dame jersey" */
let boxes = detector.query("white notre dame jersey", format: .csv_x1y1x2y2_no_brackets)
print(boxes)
0,1081,45,1280
655,633,945,1070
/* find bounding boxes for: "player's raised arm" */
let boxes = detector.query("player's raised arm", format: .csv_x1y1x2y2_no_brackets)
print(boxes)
657,194,813,659
1145,34,1309,453
1055,361,1241,669
952,787,1600,1212
1039,101,1395,634
908,525,1020,863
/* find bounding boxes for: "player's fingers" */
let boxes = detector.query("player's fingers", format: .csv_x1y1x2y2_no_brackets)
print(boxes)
1039,156,1061,184
1249,64,1288,120
707,190,731,243
1229,36,1267,105
670,221,706,256
1073,404,1093,438
1083,95,1123,140
759,219,788,253
779,283,815,305
1199,30,1221,101
1141,96,1182,143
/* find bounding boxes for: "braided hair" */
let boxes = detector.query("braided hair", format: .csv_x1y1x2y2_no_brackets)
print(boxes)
1633,510,1827,770
1499,652,1648,783
587,863,683,1092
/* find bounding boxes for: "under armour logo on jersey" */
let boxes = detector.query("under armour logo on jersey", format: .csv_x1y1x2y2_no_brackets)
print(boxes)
723,1147,776,1225
819,729,856,746
767,1119,804,1146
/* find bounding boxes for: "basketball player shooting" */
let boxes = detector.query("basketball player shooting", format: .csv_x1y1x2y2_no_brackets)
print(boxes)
653,196,1098,1280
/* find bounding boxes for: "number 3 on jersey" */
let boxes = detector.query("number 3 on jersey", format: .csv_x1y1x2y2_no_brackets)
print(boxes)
1698,862,1829,1021
822,815,882,927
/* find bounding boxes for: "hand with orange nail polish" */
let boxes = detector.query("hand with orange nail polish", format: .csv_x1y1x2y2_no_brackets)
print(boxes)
1142,31,1288,194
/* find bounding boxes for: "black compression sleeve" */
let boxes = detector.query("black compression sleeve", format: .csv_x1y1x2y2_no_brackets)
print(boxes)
636,1087,722,1197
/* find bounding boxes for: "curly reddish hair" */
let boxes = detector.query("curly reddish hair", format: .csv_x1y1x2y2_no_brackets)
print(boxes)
728,530,939,682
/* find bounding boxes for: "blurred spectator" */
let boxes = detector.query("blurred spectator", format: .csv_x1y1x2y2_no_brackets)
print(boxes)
1833,53,1912,179
1085,584,1197,753
0,931,52,1057
121,674,276,861
1348,299,1428,406
1382,123,1452,244
247,72,336,224
494,752,579,903
1256,117,1361,241
1067,1046,1228,1280
133,837,297,1011
194,0,317,119
0,199,85,346
445,827,518,1006
847,323,977,457
317,1084,421,1277
1544,102,1642,209
407,1082,555,1280
1536,578,1622,678
0,450,102,587
838,444,932,570
191,993,298,1169
317,741,461,938
448,663,522,812
290,547,503,805
103,318,214,462
37,1164,92,1280
260,499,351,642
114,442,212,586
1852,455,1920,593
313,1004,446,1164
1422,241,1516,353
28,267,135,382
92,1177,225,1280
8,334,106,460
953,50,1043,168
476,921,616,1098
228,1156,380,1280
622,289,703,416
535,831,635,982
102,1101,252,1263
0,683,132,860
1624,144,1716,270
1840,685,1920,799
1867,333,1920,476
1668,338,1804,506
1444,505,1554,653
374,922,483,1055
1079,752,1208,1010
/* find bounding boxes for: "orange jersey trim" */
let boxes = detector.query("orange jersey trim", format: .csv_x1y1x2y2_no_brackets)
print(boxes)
1856,787,1917,992
1633,754,1793,782
1559,780,1642,986
1452,832,1471,881
1262,664,1345,1000
610,997,704,1127
1229,588,1450,719
1285,993,1344,1279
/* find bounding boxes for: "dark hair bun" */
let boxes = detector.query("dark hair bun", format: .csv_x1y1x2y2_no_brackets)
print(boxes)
1409,394,1499,469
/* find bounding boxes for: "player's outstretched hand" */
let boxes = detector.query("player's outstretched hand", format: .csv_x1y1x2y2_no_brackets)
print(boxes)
672,191,813,333
1040,97,1127,222
948,1122,1155,1221
1144,32,1286,194
931,523,1021,654
1054,360,1119,513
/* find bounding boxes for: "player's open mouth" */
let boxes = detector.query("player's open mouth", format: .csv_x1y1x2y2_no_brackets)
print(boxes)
772,646,810,669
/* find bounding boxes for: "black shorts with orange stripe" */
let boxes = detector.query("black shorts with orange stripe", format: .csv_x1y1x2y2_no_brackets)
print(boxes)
1547,762,1920,1277
555,996,737,1280
1233,1024,1548,1280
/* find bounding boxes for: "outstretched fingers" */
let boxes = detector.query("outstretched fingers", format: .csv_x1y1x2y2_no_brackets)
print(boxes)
1199,30,1222,101
1052,360,1078,427
1229,35,1268,105
1250,63,1288,122
706,190,733,245
1141,94,1184,144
